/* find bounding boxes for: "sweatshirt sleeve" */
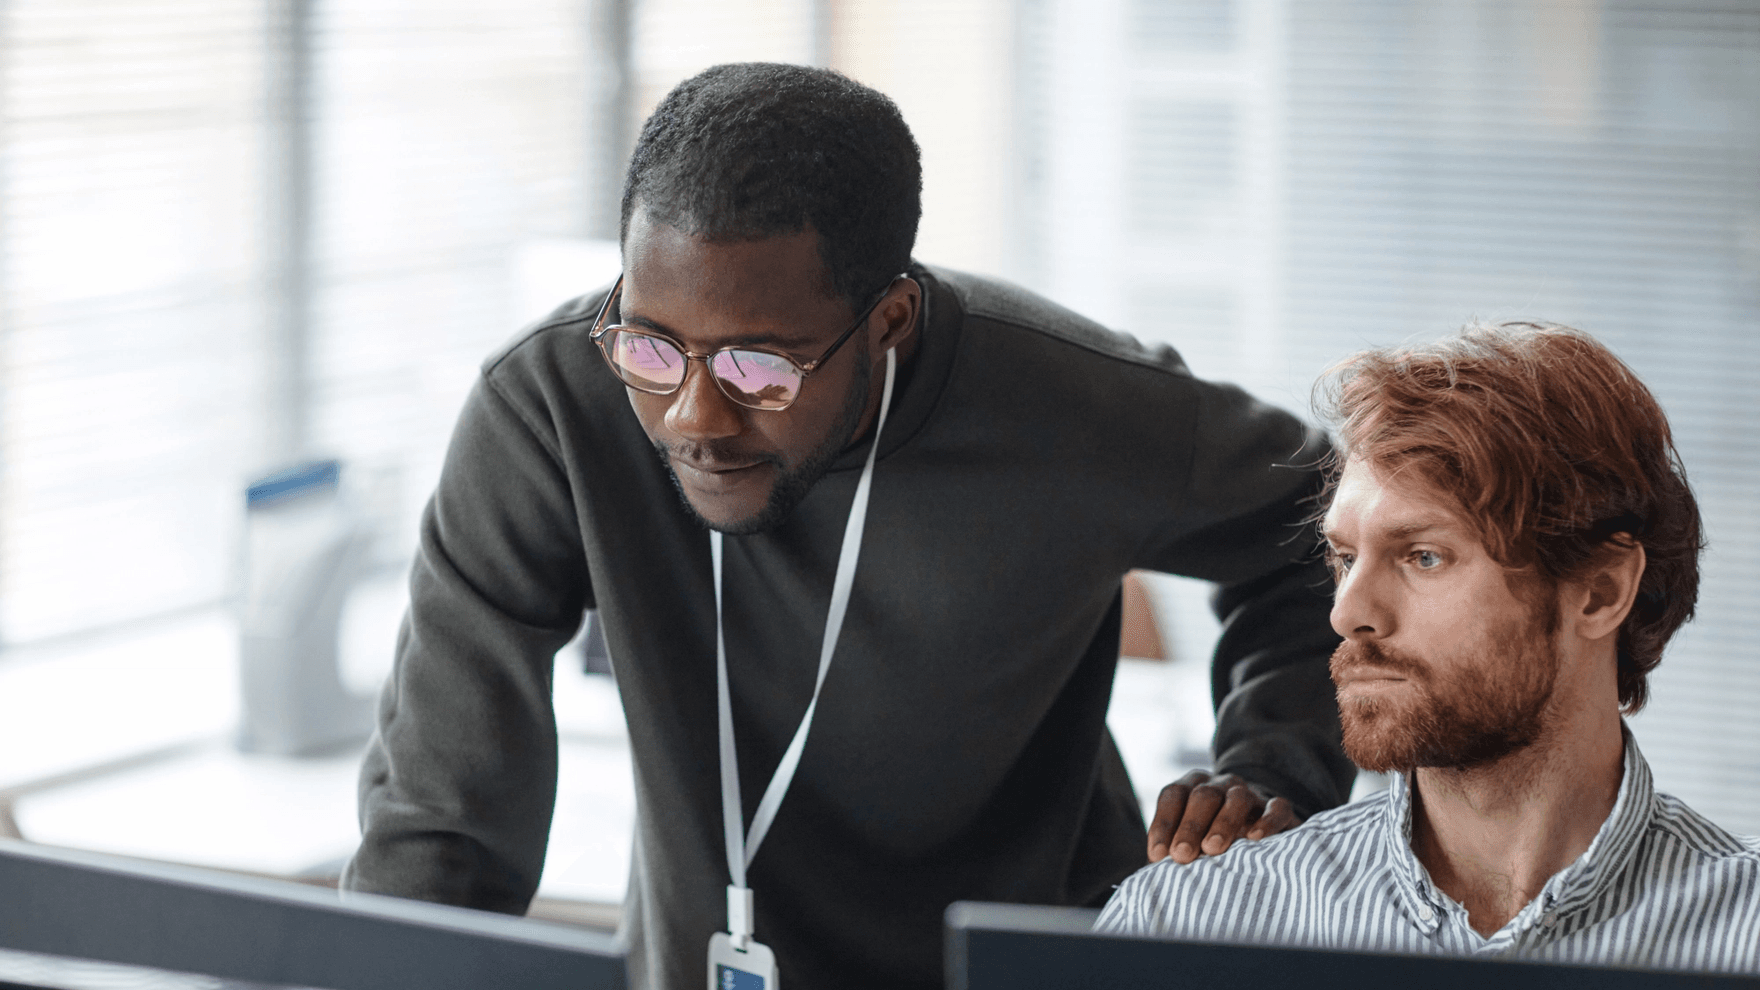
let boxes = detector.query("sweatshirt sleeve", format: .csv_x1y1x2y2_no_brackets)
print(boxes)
341,370,590,913
1140,378,1356,820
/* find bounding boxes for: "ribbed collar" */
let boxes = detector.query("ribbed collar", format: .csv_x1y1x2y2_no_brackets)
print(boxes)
825,262,963,472
1380,724,1654,946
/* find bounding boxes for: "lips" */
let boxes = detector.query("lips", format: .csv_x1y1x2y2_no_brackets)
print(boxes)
669,455,770,493
1334,668,1411,696
1334,666,1409,684
672,455,762,475
1330,640,1425,685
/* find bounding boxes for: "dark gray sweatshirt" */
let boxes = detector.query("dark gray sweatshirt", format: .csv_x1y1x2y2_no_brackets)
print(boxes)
342,265,1354,990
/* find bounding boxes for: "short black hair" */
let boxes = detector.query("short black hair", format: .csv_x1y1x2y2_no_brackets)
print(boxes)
619,62,922,309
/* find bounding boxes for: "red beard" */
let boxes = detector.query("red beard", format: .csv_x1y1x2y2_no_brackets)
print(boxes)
1329,610,1560,773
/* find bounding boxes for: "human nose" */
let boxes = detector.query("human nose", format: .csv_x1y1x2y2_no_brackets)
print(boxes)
663,357,743,442
1330,559,1392,642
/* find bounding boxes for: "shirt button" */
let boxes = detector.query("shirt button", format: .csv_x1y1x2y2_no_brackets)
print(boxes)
1418,907,1434,921
1542,912,1558,928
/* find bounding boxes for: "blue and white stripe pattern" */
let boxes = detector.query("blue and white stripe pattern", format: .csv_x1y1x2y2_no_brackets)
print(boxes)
1097,731,1760,974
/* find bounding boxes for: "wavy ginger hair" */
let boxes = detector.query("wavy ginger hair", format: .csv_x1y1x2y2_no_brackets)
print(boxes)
1314,322,1704,713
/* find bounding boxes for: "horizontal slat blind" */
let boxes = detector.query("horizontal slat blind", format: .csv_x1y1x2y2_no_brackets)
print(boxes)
0,0,266,643
1279,0,1760,832
632,0,817,120
1029,0,1760,833
0,1,595,644
307,0,590,567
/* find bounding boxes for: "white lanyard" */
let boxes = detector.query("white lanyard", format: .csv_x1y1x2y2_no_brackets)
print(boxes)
711,347,897,948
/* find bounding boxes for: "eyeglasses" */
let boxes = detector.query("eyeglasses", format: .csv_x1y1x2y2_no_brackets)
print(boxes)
589,274,907,411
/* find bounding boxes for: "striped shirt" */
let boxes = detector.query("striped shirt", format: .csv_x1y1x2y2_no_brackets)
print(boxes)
1097,730,1760,974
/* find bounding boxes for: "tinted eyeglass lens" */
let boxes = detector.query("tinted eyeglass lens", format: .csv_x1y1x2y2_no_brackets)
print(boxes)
711,349,801,410
605,330,686,393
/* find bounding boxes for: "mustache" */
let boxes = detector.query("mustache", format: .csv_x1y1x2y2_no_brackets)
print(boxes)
1330,639,1429,681
652,438,782,469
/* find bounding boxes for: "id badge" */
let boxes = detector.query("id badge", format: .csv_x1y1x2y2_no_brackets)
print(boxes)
708,931,778,990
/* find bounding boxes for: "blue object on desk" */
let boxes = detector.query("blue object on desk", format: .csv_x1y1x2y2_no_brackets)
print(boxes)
247,459,341,508
238,459,374,756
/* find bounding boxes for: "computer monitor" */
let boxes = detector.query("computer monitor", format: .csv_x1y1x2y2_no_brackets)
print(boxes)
945,901,1760,990
0,838,625,990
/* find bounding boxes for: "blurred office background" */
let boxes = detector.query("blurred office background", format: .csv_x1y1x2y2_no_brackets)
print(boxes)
0,0,1754,919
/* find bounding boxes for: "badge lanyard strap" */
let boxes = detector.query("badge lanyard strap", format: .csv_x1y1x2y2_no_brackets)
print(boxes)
711,347,897,948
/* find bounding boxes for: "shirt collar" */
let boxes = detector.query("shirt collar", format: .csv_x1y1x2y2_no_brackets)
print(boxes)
1539,724,1654,923
1380,765,1443,933
1379,723,1655,939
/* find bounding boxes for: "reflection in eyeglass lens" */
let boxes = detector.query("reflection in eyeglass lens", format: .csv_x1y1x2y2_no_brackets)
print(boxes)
605,331,804,409
624,335,676,370
611,331,685,391
712,349,799,408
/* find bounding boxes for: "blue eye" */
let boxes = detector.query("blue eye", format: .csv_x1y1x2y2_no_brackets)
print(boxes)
1326,550,1355,574
1413,550,1443,569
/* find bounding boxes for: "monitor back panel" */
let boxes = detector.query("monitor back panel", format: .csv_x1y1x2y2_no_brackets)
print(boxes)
947,902,1760,990
0,839,625,990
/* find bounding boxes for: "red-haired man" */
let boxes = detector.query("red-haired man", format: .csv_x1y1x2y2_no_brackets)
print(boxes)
1098,323,1759,973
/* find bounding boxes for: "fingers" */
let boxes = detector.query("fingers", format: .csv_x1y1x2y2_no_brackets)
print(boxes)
1146,770,1210,862
1246,796,1302,840
1199,784,1263,857
1167,782,1226,864
1149,773,1309,863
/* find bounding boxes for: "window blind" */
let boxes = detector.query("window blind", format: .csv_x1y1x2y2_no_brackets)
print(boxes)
306,0,592,568
1278,0,1760,832
1025,0,1760,832
0,0,268,644
0,0,598,643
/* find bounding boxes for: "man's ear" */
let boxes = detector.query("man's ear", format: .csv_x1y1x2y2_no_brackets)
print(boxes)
868,277,920,357
1571,538,1646,642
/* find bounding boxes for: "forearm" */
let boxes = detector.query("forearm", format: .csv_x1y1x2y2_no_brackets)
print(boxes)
1139,379,1354,816
1208,555,1354,819
344,535,575,911
345,728,553,913
344,374,588,911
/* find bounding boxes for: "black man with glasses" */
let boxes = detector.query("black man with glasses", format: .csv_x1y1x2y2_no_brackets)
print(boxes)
344,63,1354,990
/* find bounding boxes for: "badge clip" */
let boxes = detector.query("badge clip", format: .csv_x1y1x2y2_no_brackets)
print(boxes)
727,884,754,950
